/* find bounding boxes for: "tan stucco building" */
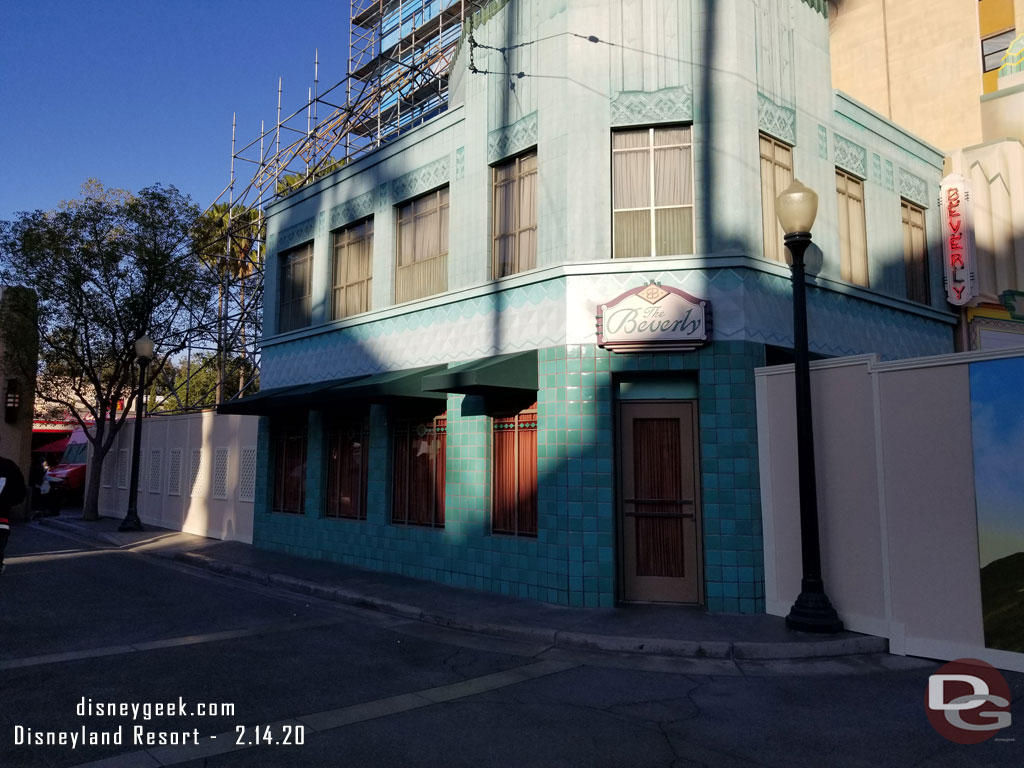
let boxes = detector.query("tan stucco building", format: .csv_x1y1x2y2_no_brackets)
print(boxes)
830,0,1024,350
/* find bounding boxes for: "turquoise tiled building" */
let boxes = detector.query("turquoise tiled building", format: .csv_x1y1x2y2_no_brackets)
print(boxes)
223,0,956,611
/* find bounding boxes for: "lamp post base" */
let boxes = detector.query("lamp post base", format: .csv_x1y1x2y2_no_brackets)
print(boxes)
786,584,843,634
118,511,144,532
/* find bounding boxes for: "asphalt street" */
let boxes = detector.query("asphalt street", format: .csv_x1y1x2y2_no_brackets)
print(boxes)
1,524,1022,768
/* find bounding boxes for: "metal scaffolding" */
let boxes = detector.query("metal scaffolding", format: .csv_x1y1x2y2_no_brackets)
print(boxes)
170,0,486,412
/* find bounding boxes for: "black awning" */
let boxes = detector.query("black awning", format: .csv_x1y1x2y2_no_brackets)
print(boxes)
324,365,448,403
421,351,538,398
216,375,368,415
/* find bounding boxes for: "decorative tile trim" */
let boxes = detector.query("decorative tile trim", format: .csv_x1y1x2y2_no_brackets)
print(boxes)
487,111,538,163
329,189,378,230
871,153,882,184
456,147,465,180
274,215,318,253
392,157,451,202
610,86,693,127
898,168,929,207
884,160,894,191
833,133,867,178
817,125,828,159
757,92,796,145
800,0,827,16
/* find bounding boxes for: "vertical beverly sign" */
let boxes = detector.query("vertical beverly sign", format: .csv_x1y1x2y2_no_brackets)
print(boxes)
596,282,711,353
940,174,978,306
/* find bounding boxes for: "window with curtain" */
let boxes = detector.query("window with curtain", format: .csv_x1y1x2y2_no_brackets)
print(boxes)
835,170,869,286
901,200,929,304
278,242,313,333
492,150,538,278
325,415,369,520
758,133,794,263
492,403,538,537
612,125,694,258
272,421,307,514
392,411,446,528
396,187,449,303
332,218,373,319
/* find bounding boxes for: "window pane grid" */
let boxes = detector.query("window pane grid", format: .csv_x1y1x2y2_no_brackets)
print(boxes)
492,150,538,278
901,199,930,304
759,133,793,263
836,170,869,286
396,189,448,303
273,425,306,514
392,413,446,528
332,220,373,320
279,242,313,332
326,417,369,520
612,126,694,258
492,404,538,537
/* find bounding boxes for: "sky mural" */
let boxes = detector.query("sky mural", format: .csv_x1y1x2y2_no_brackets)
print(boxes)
971,355,1024,653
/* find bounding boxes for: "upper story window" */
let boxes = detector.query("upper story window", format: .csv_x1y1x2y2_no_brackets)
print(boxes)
982,28,1016,72
612,125,695,258
332,218,373,319
493,150,538,278
835,169,869,287
396,187,449,304
758,133,794,263
901,199,929,304
278,242,313,333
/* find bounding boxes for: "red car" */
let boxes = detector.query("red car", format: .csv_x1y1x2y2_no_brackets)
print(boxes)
43,428,88,508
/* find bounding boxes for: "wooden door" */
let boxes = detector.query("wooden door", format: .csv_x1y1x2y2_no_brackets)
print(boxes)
618,401,702,603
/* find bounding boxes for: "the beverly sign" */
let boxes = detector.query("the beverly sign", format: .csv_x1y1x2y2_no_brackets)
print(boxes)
940,174,978,307
597,282,711,353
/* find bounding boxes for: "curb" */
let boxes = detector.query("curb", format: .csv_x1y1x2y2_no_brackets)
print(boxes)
171,551,889,661
32,519,889,662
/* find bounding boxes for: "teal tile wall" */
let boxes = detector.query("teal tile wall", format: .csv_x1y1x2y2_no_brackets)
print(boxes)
252,341,766,613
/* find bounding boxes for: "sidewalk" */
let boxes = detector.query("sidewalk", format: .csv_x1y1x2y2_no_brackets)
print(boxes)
32,514,888,661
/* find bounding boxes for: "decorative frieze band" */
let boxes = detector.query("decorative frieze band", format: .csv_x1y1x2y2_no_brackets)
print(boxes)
329,189,378,230
899,168,929,207
487,112,538,163
455,147,466,180
392,157,451,202
757,92,796,146
610,86,693,127
817,125,828,159
271,215,319,254
833,133,867,179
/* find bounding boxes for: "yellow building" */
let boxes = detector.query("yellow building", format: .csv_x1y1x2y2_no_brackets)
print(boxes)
830,0,1024,350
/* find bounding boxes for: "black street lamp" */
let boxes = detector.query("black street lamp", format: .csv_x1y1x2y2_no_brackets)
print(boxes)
119,334,155,533
775,180,843,634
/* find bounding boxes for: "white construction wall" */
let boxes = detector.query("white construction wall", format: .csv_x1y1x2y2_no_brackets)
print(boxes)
96,411,258,544
757,349,1024,672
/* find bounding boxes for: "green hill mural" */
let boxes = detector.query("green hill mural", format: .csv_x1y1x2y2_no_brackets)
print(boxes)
981,551,1024,653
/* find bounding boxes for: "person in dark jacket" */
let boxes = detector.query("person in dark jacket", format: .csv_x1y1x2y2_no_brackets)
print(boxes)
0,443,27,575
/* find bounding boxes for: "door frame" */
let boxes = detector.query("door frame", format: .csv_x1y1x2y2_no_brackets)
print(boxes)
614,398,704,604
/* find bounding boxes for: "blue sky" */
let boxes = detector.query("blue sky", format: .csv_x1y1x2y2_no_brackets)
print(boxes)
970,356,1024,567
0,1,347,221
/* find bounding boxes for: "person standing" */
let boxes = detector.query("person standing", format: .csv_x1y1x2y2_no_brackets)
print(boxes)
0,440,27,575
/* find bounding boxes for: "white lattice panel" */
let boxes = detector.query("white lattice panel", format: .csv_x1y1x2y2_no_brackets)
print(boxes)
212,448,229,500
238,447,256,503
148,450,162,494
190,449,204,497
167,449,182,496
101,453,114,488
117,450,129,489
